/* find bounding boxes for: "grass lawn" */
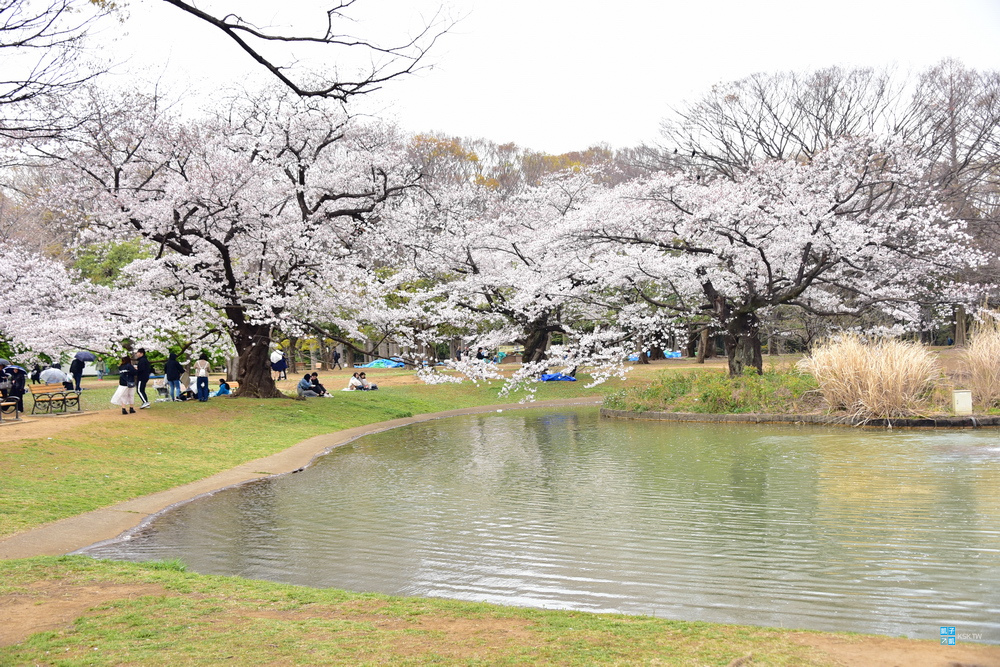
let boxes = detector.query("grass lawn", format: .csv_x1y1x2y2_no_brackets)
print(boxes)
0,557,952,667
2,357,997,665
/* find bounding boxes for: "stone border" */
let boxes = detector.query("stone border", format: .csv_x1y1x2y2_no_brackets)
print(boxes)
0,397,601,560
600,407,1000,429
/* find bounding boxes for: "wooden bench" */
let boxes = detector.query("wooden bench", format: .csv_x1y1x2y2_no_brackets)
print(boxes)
0,396,21,422
27,383,82,415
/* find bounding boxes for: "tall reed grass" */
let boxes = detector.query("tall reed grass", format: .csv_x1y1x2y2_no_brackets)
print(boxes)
798,334,939,419
960,310,1000,410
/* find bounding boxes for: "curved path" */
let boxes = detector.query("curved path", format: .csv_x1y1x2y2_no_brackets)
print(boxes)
0,397,600,560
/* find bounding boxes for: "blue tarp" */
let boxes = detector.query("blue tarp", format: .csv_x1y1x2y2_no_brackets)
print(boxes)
540,373,577,382
355,358,406,368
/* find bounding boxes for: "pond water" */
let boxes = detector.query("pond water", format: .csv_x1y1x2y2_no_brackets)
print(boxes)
80,407,1000,641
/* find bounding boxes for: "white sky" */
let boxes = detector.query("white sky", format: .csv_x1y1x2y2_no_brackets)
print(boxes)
94,0,1000,154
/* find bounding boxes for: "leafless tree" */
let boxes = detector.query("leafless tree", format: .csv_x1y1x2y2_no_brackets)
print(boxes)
160,0,453,102
657,66,910,179
0,0,107,137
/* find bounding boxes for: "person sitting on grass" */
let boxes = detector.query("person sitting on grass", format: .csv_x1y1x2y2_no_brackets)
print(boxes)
210,378,231,398
297,373,320,397
310,372,329,396
347,372,364,391
359,372,378,391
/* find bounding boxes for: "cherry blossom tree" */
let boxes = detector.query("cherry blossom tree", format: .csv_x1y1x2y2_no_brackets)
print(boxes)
572,137,984,375
30,86,421,397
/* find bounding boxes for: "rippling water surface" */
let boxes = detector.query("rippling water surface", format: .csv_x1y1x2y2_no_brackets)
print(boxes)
81,407,1000,640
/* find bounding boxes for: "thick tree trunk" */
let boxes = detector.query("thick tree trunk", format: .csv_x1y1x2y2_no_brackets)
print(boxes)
522,326,551,364
954,305,967,347
723,312,763,376
229,320,284,398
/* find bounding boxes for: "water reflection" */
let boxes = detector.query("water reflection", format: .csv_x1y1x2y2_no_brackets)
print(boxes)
81,408,1000,641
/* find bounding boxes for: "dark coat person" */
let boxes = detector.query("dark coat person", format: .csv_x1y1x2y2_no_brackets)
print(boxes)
164,352,184,402
69,357,85,391
134,348,153,409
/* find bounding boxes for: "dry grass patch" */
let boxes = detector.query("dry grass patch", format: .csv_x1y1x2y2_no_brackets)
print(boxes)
798,334,940,419
960,310,1000,411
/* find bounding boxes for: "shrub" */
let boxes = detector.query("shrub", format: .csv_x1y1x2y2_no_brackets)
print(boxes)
798,334,939,419
960,310,1000,410
604,367,817,414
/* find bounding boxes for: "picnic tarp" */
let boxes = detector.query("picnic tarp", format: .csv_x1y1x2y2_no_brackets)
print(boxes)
354,358,406,369
540,373,576,382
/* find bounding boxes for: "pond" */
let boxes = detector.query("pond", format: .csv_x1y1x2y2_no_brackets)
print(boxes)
80,407,1000,641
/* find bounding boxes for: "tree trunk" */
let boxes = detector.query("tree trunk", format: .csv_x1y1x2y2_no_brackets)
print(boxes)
685,324,698,358
695,328,708,364
522,326,551,364
954,305,967,347
287,336,299,374
229,320,285,398
723,312,763,376
226,355,239,382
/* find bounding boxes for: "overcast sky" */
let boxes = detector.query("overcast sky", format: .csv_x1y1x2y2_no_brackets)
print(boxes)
99,0,1000,154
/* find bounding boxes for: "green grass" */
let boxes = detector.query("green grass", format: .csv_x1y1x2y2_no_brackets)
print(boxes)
0,556,847,666
604,367,819,414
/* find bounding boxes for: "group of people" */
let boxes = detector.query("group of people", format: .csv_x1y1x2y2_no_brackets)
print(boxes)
347,372,378,391
1,357,90,412
111,350,215,415
295,370,378,397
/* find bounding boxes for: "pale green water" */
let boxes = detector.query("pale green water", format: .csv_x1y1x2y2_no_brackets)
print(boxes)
81,407,1000,641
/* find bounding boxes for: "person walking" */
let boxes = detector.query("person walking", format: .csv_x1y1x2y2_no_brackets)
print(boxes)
164,352,184,401
193,353,211,402
110,355,137,415
332,348,342,370
69,356,85,392
30,364,41,384
134,348,153,409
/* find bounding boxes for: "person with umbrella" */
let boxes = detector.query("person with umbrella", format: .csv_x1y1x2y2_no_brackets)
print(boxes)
0,362,10,400
70,351,94,391
40,363,73,390
3,364,27,412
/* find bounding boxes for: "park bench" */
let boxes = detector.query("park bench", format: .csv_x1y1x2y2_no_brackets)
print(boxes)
27,383,82,415
0,396,21,422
